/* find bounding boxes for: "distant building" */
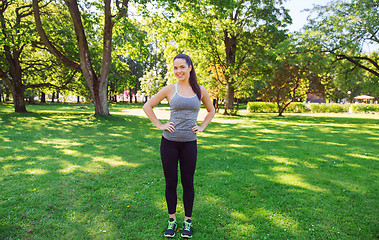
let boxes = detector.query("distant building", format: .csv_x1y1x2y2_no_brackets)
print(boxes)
306,93,325,103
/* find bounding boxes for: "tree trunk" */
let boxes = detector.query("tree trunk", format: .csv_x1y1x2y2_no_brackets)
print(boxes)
52,92,55,103
129,87,133,103
223,29,237,114
0,50,27,113
41,92,46,103
224,80,234,114
12,86,27,113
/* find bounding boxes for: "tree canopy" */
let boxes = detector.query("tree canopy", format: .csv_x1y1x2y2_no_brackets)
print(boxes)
0,0,378,114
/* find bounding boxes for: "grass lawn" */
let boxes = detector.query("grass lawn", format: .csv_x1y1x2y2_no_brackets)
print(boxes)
0,103,378,239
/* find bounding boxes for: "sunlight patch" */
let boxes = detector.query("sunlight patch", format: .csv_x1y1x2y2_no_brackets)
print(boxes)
0,136,11,142
23,146,39,151
24,168,48,175
254,208,298,233
226,222,257,236
347,153,378,161
346,163,361,168
231,211,250,221
108,133,124,137
275,174,326,192
317,141,346,146
271,166,293,172
229,144,248,148
260,128,277,134
61,149,83,157
270,156,296,165
82,162,104,173
323,154,343,160
155,199,167,212
2,164,16,170
201,195,220,204
35,139,83,148
59,162,81,174
209,170,232,176
93,156,140,168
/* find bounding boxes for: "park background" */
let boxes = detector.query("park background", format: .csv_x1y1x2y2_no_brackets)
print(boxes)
1,0,378,239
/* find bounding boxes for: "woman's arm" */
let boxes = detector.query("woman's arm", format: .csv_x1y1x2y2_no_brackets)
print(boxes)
193,86,216,133
142,85,175,133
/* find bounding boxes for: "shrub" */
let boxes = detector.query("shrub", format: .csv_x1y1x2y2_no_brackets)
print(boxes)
308,103,347,113
352,103,379,113
247,102,277,113
327,103,347,113
247,102,379,114
285,102,309,113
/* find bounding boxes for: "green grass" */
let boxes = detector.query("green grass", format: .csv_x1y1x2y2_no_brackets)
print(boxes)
0,103,378,239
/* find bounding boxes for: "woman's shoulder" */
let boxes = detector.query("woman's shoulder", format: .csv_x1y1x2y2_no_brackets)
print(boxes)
199,85,208,93
160,84,175,93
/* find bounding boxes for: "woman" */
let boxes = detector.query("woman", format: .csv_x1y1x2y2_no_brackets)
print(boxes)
143,54,215,238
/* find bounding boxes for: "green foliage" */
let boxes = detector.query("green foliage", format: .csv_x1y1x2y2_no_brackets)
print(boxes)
139,70,166,97
352,103,379,113
143,0,291,111
246,102,379,114
247,102,277,113
301,0,379,78
285,102,309,113
309,103,347,113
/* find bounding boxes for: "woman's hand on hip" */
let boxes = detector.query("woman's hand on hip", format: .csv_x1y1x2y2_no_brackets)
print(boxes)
159,122,175,133
192,124,204,134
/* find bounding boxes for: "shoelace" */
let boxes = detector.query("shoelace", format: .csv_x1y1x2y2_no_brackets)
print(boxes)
168,221,176,230
184,222,192,231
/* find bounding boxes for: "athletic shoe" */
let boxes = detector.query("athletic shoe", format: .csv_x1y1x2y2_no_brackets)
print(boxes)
181,219,193,238
164,218,177,238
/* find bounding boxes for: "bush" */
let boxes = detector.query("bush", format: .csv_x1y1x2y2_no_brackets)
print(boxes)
309,103,347,113
352,103,379,113
285,102,309,113
247,102,379,114
247,102,277,113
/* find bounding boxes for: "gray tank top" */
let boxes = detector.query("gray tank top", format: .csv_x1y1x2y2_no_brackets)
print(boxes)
162,83,201,142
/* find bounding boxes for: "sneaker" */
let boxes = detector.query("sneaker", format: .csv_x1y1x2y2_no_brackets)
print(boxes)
164,218,177,238
181,219,193,238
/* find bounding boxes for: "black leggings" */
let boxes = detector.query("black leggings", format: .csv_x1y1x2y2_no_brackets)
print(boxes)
160,136,197,217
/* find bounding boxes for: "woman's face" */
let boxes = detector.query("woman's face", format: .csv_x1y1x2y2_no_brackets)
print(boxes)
173,58,192,82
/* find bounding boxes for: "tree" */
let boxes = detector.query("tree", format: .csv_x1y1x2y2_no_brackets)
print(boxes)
302,0,379,78
0,1,73,112
33,0,132,115
149,0,290,114
261,61,308,116
0,1,38,112
140,69,166,98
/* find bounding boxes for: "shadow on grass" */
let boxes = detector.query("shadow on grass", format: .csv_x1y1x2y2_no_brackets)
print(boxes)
0,111,378,239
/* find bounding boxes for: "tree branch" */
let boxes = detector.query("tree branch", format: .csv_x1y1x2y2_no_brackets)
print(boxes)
335,54,379,78
26,70,78,90
32,0,81,72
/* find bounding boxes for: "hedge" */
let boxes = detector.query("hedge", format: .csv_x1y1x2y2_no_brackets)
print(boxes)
352,103,379,113
247,102,277,113
247,102,379,114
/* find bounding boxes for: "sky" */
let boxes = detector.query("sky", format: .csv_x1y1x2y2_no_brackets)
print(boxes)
283,0,333,32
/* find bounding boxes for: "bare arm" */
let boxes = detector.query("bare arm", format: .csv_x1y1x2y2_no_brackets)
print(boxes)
142,85,175,133
193,86,216,133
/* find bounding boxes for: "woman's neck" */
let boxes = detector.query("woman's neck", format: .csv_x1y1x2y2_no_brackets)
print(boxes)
177,80,190,86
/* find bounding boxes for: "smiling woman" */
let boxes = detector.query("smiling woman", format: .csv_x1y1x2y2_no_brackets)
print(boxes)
143,54,215,238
